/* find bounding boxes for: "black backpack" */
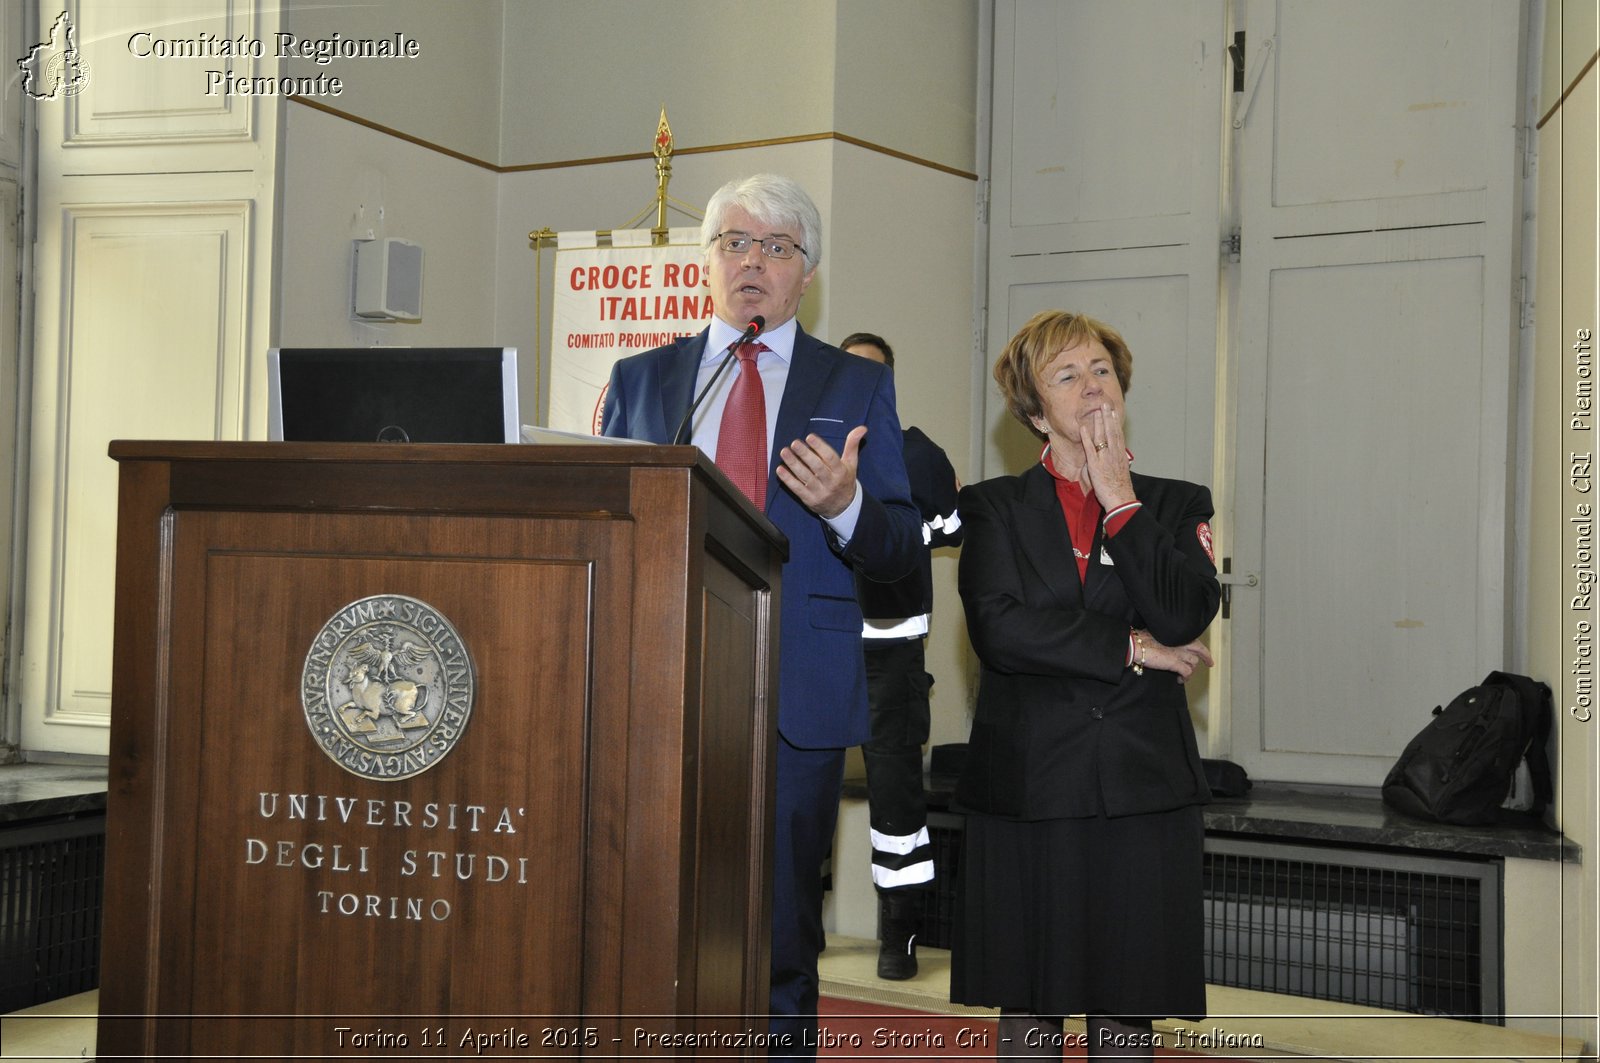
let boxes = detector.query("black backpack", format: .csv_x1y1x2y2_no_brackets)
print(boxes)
1381,670,1554,825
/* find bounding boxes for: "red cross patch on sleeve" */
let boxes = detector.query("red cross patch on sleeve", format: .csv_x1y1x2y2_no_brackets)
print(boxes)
1197,521,1215,565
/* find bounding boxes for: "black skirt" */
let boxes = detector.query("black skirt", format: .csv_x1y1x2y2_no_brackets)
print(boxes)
949,804,1206,1021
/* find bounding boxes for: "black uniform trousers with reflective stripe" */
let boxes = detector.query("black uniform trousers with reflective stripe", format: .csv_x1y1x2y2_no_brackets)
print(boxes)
863,637,934,892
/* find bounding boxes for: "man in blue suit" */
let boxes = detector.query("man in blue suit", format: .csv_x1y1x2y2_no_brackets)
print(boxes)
602,173,921,1055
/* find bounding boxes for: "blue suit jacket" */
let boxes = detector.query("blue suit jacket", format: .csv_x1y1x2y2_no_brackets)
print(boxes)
602,326,922,747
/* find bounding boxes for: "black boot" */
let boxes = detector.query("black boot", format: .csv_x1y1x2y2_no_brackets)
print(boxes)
876,892,920,980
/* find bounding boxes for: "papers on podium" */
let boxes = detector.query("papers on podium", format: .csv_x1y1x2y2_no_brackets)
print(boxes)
520,424,646,445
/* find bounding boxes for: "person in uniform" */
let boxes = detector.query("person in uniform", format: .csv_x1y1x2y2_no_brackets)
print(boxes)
840,331,963,981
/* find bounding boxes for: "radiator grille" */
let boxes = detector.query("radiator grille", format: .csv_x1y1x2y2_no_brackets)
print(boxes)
0,813,106,1011
1203,836,1501,1023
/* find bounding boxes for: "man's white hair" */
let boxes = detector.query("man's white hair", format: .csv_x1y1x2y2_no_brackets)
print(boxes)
701,173,822,271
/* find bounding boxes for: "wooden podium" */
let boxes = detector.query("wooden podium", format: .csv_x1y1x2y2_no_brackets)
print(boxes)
97,442,787,1059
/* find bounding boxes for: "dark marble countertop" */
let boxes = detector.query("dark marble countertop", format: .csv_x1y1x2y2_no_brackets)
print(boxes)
0,763,109,824
1198,784,1575,862
844,774,1578,864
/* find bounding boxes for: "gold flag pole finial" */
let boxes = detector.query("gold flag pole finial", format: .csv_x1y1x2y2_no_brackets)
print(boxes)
651,107,674,245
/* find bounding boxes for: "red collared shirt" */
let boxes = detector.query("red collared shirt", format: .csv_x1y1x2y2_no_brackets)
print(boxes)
1039,444,1140,580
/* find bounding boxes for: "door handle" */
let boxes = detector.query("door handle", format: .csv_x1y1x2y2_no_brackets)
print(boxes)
1218,560,1258,620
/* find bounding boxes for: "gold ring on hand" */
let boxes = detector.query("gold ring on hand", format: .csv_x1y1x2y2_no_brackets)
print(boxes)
1094,442,1109,452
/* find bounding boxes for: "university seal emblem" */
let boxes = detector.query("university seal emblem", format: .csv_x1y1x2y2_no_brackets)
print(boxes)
300,595,475,781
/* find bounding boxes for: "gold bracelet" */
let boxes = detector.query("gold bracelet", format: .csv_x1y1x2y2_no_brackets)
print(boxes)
1132,631,1145,676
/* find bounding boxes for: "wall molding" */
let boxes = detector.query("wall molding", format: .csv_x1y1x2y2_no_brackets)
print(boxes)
1537,47,1598,129
287,97,978,181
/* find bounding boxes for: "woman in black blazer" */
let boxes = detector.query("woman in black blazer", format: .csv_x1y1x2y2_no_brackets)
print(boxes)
950,311,1221,1060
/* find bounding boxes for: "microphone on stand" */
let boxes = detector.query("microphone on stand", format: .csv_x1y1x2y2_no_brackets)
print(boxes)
673,315,765,446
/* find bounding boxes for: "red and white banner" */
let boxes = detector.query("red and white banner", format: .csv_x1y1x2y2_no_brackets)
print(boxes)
548,228,711,434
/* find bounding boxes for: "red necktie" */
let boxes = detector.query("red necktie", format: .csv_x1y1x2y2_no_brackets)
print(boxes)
717,341,768,511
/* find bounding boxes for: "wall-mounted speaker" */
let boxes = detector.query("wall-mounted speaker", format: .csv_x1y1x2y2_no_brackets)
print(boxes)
352,238,423,321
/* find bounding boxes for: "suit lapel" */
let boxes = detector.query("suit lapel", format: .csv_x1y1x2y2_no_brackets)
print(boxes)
1015,464,1084,608
1081,471,1150,611
660,332,708,443
1081,518,1109,598
768,328,831,510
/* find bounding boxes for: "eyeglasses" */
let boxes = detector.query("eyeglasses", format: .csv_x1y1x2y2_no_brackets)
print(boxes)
713,231,808,261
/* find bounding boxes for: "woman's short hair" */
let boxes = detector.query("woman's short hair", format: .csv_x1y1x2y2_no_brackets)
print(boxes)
839,332,894,367
701,174,822,272
993,310,1134,439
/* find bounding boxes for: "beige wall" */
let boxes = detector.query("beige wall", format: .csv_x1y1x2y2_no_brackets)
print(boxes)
279,0,980,177
281,0,504,165
274,104,502,351
499,1,838,167
833,0,980,174
1528,0,1597,1048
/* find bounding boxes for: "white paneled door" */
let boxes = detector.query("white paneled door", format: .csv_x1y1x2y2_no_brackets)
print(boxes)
988,0,1528,782
19,0,278,754
1227,0,1526,783
986,0,1228,486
